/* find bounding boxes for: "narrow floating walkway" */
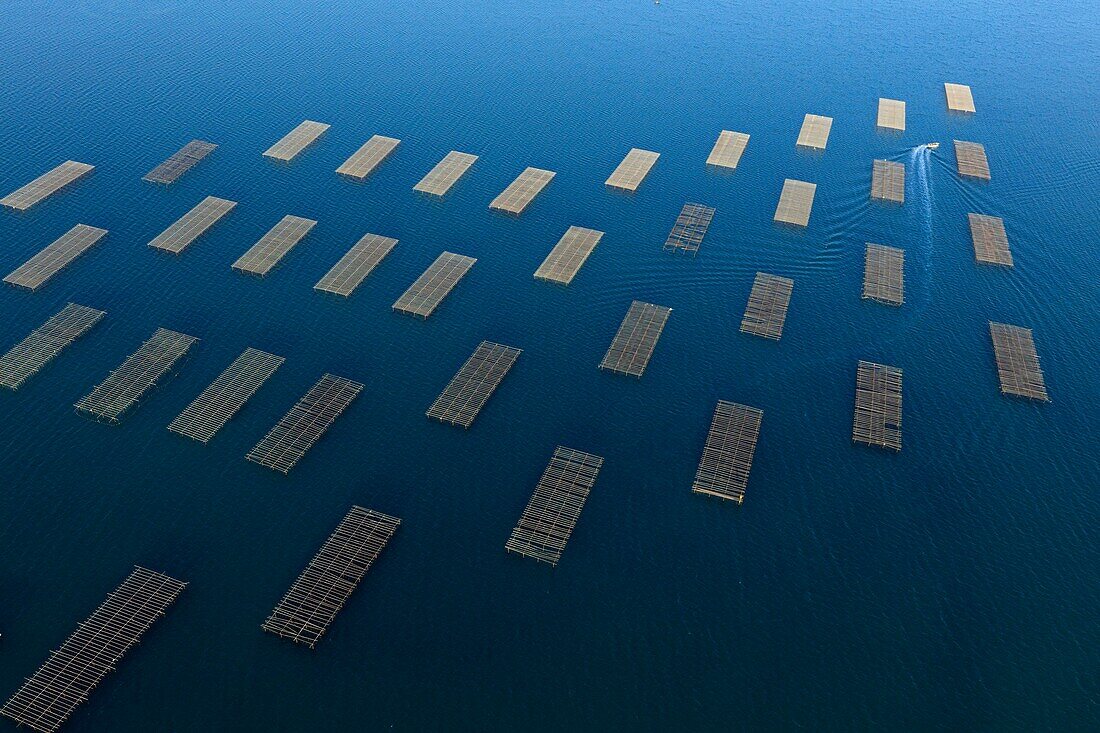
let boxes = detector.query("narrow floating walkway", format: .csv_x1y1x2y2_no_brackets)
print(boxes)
533,226,603,285
852,361,902,451
314,233,397,297
968,213,1013,266
75,327,197,423
871,159,905,203
426,341,521,428
0,566,185,733
862,243,905,306
599,300,671,378
1,160,94,211
0,302,105,390
990,322,1048,401
148,196,237,254
336,135,400,180
691,400,763,505
168,347,284,443
246,373,362,473
774,179,816,227
4,224,107,291
706,130,750,169
413,150,478,197
877,98,906,131
232,215,316,276
142,139,217,184
489,167,555,215
392,251,476,318
263,120,330,161
740,273,794,340
605,148,659,192
663,203,715,256
505,446,603,566
263,506,400,648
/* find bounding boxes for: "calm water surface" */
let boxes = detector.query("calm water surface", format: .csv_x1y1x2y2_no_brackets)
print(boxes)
0,1,1097,730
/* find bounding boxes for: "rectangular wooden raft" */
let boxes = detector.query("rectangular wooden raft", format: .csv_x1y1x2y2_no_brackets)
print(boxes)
4,224,107,291
968,213,1013,266
75,328,197,423
168,347,284,443
489,167,555,215
142,139,217,184
599,300,672,377
877,98,906,131
740,273,794,340
148,196,237,254
706,130,750,169
774,179,816,227
413,151,478,196
246,373,363,473
871,159,905,203
426,341,522,428
533,226,603,285
605,148,660,191
945,83,976,113
392,251,476,318
862,243,904,306
263,120,330,161
0,302,105,390
663,203,716,255
796,114,833,150
315,233,398,296
954,141,991,180
0,160,93,211
232,215,316,276
1,567,185,733
852,361,902,450
336,135,400,180
989,322,1048,401
505,446,603,566
691,400,763,504
263,506,400,648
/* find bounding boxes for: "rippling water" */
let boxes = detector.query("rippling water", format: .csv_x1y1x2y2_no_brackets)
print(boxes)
0,1,1097,730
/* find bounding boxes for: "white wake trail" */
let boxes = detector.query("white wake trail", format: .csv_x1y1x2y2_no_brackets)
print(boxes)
909,144,935,312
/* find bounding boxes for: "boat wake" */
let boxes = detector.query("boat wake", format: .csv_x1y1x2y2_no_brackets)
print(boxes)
860,144,937,354
908,144,936,313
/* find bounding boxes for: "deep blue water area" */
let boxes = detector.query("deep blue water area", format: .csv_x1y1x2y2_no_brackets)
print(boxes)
1,1,1097,730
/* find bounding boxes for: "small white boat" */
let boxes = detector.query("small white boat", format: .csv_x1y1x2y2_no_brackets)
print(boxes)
926,142,940,150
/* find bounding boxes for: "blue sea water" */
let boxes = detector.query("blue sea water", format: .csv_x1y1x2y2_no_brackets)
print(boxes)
0,1,1098,730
